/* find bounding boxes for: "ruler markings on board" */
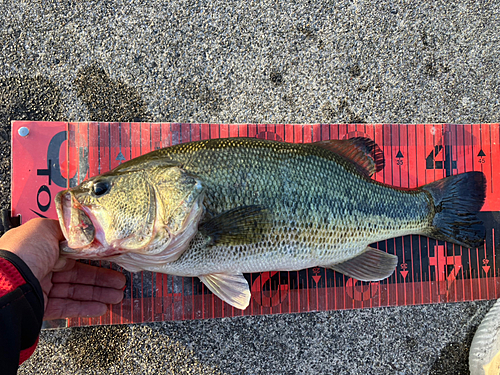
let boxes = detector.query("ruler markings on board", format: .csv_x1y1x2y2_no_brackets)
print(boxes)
10,122,500,327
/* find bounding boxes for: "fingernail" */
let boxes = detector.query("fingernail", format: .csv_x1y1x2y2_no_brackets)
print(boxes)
52,258,68,271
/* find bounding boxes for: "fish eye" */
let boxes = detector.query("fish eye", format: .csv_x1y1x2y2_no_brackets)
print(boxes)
92,181,110,197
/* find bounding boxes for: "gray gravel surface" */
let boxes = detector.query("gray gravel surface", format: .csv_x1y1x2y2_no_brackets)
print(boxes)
0,0,499,373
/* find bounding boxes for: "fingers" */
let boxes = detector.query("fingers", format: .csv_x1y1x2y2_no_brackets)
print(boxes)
48,283,124,304
45,262,126,319
52,261,126,289
44,299,109,321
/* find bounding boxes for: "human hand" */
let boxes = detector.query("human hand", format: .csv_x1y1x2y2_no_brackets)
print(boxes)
0,218,126,320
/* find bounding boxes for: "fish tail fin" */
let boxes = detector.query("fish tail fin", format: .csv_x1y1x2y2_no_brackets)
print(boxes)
422,171,486,248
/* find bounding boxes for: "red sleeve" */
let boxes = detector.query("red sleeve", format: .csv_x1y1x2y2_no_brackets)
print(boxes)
0,250,44,374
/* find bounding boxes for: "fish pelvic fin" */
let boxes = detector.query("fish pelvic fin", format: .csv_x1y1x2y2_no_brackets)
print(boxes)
421,171,486,248
199,273,250,310
327,247,398,281
199,205,271,246
313,137,384,178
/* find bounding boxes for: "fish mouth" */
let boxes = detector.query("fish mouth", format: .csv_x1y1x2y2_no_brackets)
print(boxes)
55,190,151,260
55,190,96,251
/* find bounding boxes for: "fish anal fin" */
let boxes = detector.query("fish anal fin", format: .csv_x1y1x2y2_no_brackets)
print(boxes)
327,246,398,281
313,137,385,177
199,273,250,310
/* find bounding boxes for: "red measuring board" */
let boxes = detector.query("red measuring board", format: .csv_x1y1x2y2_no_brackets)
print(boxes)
11,121,500,327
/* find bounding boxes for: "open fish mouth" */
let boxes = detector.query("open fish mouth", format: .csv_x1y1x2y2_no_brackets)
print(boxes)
55,190,96,251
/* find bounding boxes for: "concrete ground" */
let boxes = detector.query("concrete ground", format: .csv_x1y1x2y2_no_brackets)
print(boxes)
0,0,499,373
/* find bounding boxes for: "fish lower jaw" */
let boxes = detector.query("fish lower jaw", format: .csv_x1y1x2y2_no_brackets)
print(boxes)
62,249,120,259
60,235,125,260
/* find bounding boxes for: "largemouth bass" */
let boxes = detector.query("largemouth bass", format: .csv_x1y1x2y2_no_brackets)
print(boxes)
55,137,486,309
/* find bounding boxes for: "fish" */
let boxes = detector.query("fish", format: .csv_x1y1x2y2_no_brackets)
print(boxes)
55,137,486,310
470,299,500,375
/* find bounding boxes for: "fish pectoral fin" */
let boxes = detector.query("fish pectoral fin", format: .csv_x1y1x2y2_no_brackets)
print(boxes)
327,247,398,281
199,205,271,246
199,273,250,310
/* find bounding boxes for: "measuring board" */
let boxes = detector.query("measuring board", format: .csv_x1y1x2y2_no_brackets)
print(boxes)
11,121,500,328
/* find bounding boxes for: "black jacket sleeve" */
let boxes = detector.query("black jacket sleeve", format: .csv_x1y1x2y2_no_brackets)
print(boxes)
0,250,44,374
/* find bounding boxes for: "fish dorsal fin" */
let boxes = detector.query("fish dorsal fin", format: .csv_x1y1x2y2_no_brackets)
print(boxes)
327,246,398,281
313,137,385,178
199,273,250,309
199,205,271,245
